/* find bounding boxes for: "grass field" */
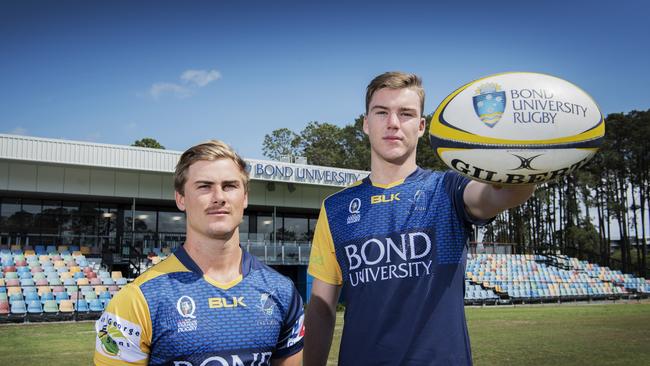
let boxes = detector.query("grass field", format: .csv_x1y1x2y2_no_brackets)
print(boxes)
0,302,649,365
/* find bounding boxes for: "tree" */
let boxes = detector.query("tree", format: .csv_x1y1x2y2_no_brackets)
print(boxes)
299,122,345,167
262,128,302,161
132,138,165,149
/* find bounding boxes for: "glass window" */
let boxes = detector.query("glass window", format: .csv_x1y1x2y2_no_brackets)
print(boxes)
22,199,41,214
1,198,21,232
99,205,118,236
159,211,186,233
239,215,249,234
124,210,157,233
257,215,274,242
283,217,308,243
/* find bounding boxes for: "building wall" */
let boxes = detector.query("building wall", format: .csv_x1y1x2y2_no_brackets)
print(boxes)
0,160,338,208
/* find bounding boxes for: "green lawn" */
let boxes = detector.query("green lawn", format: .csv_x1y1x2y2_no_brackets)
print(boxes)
1,303,649,366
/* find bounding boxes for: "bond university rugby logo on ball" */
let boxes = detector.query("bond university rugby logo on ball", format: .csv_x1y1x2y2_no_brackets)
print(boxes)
430,72,605,185
473,83,506,127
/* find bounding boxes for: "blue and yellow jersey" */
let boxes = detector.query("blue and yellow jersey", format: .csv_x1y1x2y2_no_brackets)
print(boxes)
94,247,304,366
308,168,488,366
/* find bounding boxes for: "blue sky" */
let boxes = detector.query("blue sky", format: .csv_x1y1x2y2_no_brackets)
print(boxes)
1,0,648,159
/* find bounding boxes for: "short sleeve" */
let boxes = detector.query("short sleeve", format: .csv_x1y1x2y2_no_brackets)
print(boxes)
443,171,494,227
94,284,152,366
307,204,343,285
272,284,305,359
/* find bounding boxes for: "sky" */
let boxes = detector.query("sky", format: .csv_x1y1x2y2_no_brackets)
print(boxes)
1,0,649,159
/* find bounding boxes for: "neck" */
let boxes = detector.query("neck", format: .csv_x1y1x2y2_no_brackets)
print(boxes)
369,153,418,186
183,229,242,283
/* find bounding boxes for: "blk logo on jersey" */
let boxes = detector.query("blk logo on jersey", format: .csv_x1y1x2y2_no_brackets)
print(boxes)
370,193,400,204
343,231,435,286
209,297,246,309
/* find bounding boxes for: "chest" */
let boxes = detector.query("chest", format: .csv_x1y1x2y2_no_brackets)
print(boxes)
143,276,285,353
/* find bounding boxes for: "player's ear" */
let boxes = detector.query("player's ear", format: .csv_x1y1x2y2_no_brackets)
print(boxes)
363,114,370,135
418,116,426,137
175,191,186,211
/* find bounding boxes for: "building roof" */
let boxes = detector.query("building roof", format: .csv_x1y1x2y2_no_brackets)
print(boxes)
0,134,368,188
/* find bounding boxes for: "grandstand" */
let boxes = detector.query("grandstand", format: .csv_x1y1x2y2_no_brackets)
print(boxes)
2,244,649,323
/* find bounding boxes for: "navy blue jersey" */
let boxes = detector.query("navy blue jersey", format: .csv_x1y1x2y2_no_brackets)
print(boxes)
309,168,487,365
95,247,304,366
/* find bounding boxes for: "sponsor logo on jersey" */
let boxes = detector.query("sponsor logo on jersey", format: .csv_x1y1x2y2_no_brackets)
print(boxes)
95,312,147,362
370,193,400,204
343,231,434,286
172,352,273,366
209,297,247,309
177,295,197,319
408,190,428,212
257,292,276,316
287,314,305,347
176,295,198,332
347,197,361,224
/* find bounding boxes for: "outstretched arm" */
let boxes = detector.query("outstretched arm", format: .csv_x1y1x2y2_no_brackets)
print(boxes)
463,181,536,220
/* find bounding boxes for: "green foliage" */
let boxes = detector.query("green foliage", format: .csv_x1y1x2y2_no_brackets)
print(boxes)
262,128,301,160
132,137,165,149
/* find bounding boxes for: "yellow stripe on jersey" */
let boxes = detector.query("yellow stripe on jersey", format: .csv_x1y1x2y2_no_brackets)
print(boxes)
204,274,243,290
94,284,151,366
308,204,342,285
94,255,192,366
369,178,405,189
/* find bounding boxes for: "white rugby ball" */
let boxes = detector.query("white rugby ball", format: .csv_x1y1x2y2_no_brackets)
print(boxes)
429,72,604,185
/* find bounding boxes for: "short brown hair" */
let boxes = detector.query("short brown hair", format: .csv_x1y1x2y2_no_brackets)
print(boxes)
174,140,249,195
365,71,425,116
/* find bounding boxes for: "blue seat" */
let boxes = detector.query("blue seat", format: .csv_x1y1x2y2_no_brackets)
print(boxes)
99,291,112,304
10,300,27,315
55,292,70,304
46,246,57,255
40,292,54,304
25,292,40,302
35,245,46,255
76,299,89,312
27,300,43,314
89,299,104,312
20,278,35,287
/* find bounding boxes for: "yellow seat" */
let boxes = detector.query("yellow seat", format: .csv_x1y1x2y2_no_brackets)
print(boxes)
80,246,91,255
24,249,36,256
94,285,107,295
7,287,22,296
59,300,75,313
69,266,81,273
60,272,73,280
37,286,51,296
111,271,123,280
77,278,90,286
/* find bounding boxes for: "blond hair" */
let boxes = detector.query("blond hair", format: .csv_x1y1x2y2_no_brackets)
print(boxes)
365,71,425,116
174,140,249,195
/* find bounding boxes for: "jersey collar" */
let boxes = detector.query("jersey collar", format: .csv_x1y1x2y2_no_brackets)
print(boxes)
364,166,426,188
173,245,253,278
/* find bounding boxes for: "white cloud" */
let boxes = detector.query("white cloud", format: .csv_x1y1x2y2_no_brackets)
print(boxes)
9,127,27,135
145,68,221,100
180,69,222,87
149,82,192,99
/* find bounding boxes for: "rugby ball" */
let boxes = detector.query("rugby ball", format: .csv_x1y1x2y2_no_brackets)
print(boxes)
429,72,604,185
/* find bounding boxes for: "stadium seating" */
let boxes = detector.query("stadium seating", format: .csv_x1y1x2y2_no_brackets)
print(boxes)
0,300,9,317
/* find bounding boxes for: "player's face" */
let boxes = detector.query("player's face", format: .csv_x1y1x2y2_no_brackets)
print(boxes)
363,87,425,165
175,159,248,241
